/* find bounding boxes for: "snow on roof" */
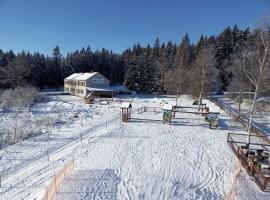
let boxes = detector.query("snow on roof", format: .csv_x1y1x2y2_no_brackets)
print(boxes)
65,73,84,80
86,85,129,92
74,72,97,81
65,72,100,81
163,103,173,110
121,102,132,108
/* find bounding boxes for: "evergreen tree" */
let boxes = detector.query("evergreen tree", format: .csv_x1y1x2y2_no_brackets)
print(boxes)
0,25,255,95
46,46,63,87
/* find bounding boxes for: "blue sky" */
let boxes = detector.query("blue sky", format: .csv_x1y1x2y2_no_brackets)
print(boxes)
0,0,269,55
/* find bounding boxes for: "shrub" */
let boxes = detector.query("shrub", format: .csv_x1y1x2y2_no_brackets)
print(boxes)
0,86,41,110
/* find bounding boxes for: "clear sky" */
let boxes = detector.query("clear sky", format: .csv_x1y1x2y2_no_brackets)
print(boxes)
0,0,269,55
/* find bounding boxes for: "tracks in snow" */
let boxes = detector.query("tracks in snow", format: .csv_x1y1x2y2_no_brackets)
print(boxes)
0,113,120,195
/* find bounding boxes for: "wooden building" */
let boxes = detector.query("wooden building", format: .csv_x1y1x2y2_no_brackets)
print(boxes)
64,72,128,98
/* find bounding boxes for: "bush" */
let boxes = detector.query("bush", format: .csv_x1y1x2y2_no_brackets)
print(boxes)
0,86,41,110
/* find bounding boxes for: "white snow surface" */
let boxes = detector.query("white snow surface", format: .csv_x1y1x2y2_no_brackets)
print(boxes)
0,95,269,200
73,73,97,81
217,95,270,131
65,73,84,80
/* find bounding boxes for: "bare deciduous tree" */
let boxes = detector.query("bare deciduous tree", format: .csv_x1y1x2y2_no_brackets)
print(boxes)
0,87,40,145
229,54,250,118
0,86,40,110
193,45,218,103
240,22,270,146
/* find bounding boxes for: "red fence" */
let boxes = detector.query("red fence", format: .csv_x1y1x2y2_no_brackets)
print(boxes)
225,163,241,200
42,159,75,200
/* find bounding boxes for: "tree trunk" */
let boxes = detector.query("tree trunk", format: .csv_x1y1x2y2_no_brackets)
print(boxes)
246,84,259,146
175,83,181,107
198,71,206,105
238,84,242,118
14,111,18,143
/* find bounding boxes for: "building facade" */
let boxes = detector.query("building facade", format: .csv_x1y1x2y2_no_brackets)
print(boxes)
64,72,110,98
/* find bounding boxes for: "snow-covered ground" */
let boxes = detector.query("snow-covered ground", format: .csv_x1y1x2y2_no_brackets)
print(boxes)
0,95,269,200
216,95,270,131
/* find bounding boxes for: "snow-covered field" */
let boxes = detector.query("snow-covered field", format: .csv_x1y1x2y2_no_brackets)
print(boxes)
0,95,270,200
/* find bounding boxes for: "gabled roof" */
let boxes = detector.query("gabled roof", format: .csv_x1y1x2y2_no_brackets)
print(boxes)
65,72,100,81
74,72,98,81
65,73,84,80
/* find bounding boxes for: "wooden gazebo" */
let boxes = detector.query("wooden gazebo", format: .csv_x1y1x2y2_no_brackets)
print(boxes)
121,102,132,122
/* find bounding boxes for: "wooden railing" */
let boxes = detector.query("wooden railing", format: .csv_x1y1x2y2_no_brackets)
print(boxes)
211,97,270,145
137,107,162,114
227,133,270,191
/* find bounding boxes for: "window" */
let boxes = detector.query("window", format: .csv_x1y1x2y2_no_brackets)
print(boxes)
92,78,104,84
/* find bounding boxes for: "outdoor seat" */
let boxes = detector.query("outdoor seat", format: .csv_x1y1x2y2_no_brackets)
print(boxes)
260,163,270,170
256,149,264,156
262,151,269,157
248,150,256,156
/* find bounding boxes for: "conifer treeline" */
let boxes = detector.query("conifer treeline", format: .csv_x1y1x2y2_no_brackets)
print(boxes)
0,25,252,95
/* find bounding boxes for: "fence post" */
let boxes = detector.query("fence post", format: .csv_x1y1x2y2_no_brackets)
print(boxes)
263,177,267,191
80,116,83,127
250,164,254,176
54,174,57,193
47,150,49,162
64,164,66,179
80,133,83,145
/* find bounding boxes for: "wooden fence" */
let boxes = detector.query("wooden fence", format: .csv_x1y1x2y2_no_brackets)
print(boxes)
95,97,133,103
137,107,163,114
211,97,270,145
137,107,146,114
227,133,270,191
42,159,75,200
